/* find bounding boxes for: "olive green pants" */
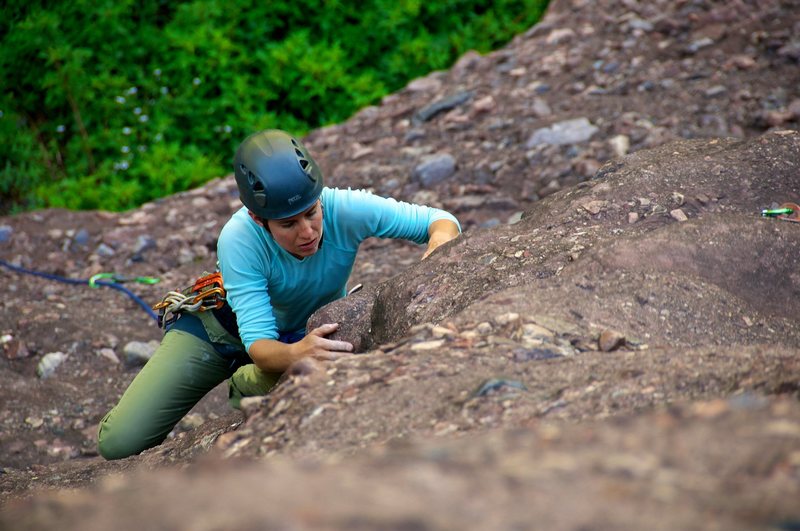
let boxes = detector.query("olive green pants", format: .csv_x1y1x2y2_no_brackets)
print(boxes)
97,314,282,460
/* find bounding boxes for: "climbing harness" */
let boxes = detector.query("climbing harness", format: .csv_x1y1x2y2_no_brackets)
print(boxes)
152,275,365,331
152,271,227,329
0,259,160,322
762,202,800,223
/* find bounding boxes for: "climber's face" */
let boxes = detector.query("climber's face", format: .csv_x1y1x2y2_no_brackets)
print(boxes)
251,200,323,258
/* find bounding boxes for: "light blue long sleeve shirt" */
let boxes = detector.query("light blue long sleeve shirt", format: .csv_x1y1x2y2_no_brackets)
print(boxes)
217,187,460,351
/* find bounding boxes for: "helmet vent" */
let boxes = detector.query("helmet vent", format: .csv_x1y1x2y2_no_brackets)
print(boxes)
291,138,299,147
294,148,314,178
252,179,267,207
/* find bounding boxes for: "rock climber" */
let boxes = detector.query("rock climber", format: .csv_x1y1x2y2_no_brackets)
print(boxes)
97,129,461,460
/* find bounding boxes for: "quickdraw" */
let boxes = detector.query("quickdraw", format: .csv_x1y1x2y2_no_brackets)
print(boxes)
152,271,226,329
762,202,800,223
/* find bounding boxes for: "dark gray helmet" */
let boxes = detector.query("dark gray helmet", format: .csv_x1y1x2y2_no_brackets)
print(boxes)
233,129,324,219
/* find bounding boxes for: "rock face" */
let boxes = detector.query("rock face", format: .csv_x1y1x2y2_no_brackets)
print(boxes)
309,133,800,354
1,0,800,529
6,131,800,531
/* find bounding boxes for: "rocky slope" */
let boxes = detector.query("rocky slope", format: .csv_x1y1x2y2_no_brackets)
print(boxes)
1,0,799,528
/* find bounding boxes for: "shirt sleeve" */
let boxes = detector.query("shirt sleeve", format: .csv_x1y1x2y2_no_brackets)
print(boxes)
329,188,461,244
217,211,280,350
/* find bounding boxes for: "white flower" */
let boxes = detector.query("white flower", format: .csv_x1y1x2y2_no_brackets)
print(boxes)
133,107,142,115
154,133,163,142
121,146,130,153
223,124,232,133
127,87,138,95
153,68,162,76
193,77,202,85
160,86,169,95
56,124,66,133
122,127,132,135
115,96,126,104
139,115,149,123
119,160,130,170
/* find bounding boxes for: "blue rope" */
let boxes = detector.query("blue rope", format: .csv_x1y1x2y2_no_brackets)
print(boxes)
0,258,159,323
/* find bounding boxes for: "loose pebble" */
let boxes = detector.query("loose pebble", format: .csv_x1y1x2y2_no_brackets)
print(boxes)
598,329,626,352
123,340,160,367
36,352,68,379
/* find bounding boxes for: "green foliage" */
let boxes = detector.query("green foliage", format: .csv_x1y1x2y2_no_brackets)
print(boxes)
0,0,549,213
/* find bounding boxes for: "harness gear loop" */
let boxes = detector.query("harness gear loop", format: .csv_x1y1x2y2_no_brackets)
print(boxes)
152,272,226,329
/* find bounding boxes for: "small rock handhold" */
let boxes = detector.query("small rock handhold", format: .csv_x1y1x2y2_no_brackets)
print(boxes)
414,91,473,123
704,85,727,98
670,208,689,222
2,336,30,360
687,37,714,54
37,352,68,379
521,323,555,341
133,235,157,255
598,329,626,352
432,326,457,338
472,95,496,113
691,399,729,419
25,416,44,428
73,229,90,247
476,322,493,335
239,396,269,415
412,153,457,187
494,312,520,326
94,243,116,258
472,378,528,397
531,97,552,117
178,413,205,430
582,200,607,215
526,118,599,147
411,339,445,351
306,287,377,353
609,135,630,158
123,340,159,367
97,348,120,364
545,28,575,45
513,348,562,362
0,225,12,243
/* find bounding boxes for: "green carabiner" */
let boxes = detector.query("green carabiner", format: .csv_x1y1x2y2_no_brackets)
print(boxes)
89,273,160,288
761,207,794,217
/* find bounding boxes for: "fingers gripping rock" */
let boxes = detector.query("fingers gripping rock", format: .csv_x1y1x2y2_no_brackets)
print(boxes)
306,286,377,353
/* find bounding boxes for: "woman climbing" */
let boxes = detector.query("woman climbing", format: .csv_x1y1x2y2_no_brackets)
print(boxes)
97,129,461,460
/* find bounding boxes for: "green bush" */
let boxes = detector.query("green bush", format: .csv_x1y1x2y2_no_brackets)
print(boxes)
0,0,549,213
